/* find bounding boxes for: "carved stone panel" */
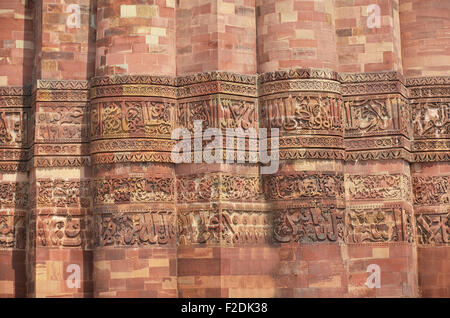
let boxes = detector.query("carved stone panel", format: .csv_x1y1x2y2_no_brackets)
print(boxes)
177,96,257,131
273,205,345,243
35,104,88,143
177,174,262,202
177,209,271,246
416,213,449,245
260,94,343,135
94,211,176,247
90,99,175,140
37,215,91,248
0,182,28,209
37,180,91,209
412,101,450,139
93,177,174,205
346,207,414,243
264,173,344,201
344,97,410,137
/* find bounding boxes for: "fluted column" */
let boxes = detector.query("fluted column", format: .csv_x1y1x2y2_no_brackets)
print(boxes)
91,0,177,297
256,0,348,297
400,0,450,297
28,0,96,297
336,0,417,297
0,0,33,297
175,0,273,298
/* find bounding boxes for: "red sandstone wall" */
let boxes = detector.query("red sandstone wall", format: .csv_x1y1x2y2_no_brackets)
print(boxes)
400,0,450,77
96,0,176,76
336,0,403,73
0,0,448,298
257,0,338,72
26,0,95,297
0,0,31,298
412,162,450,297
0,0,34,87
36,0,96,80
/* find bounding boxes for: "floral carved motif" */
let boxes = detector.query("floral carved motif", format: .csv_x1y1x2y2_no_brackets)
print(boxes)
264,173,344,200
93,177,174,204
416,213,449,245
413,176,450,205
346,207,413,243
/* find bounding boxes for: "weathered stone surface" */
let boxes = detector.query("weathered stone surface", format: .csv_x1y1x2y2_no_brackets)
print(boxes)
0,0,448,298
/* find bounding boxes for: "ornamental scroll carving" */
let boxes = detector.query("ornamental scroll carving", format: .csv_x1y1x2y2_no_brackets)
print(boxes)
260,95,342,134
346,207,413,243
177,210,270,245
36,105,87,142
90,100,175,139
264,173,344,200
0,215,25,248
273,205,345,243
0,110,26,145
279,135,343,148
0,182,28,209
8,70,450,254
413,176,450,205
37,216,87,247
176,174,262,202
412,101,450,138
177,97,257,131
93,177,174,205
37,180,91,208
346,174,411,201
416,213,449,245
344,97,410,136
95,211,176,247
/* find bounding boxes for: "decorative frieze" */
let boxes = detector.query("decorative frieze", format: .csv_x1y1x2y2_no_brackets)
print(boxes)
259,93,343,135
0,70,448,253
37,215,91,248
178,209,271,245
94,211,176,247
176,174,262,202
273,204,345,243
264,173,344,201
416,212,449,245
93,177,174,205
346,207,414,243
